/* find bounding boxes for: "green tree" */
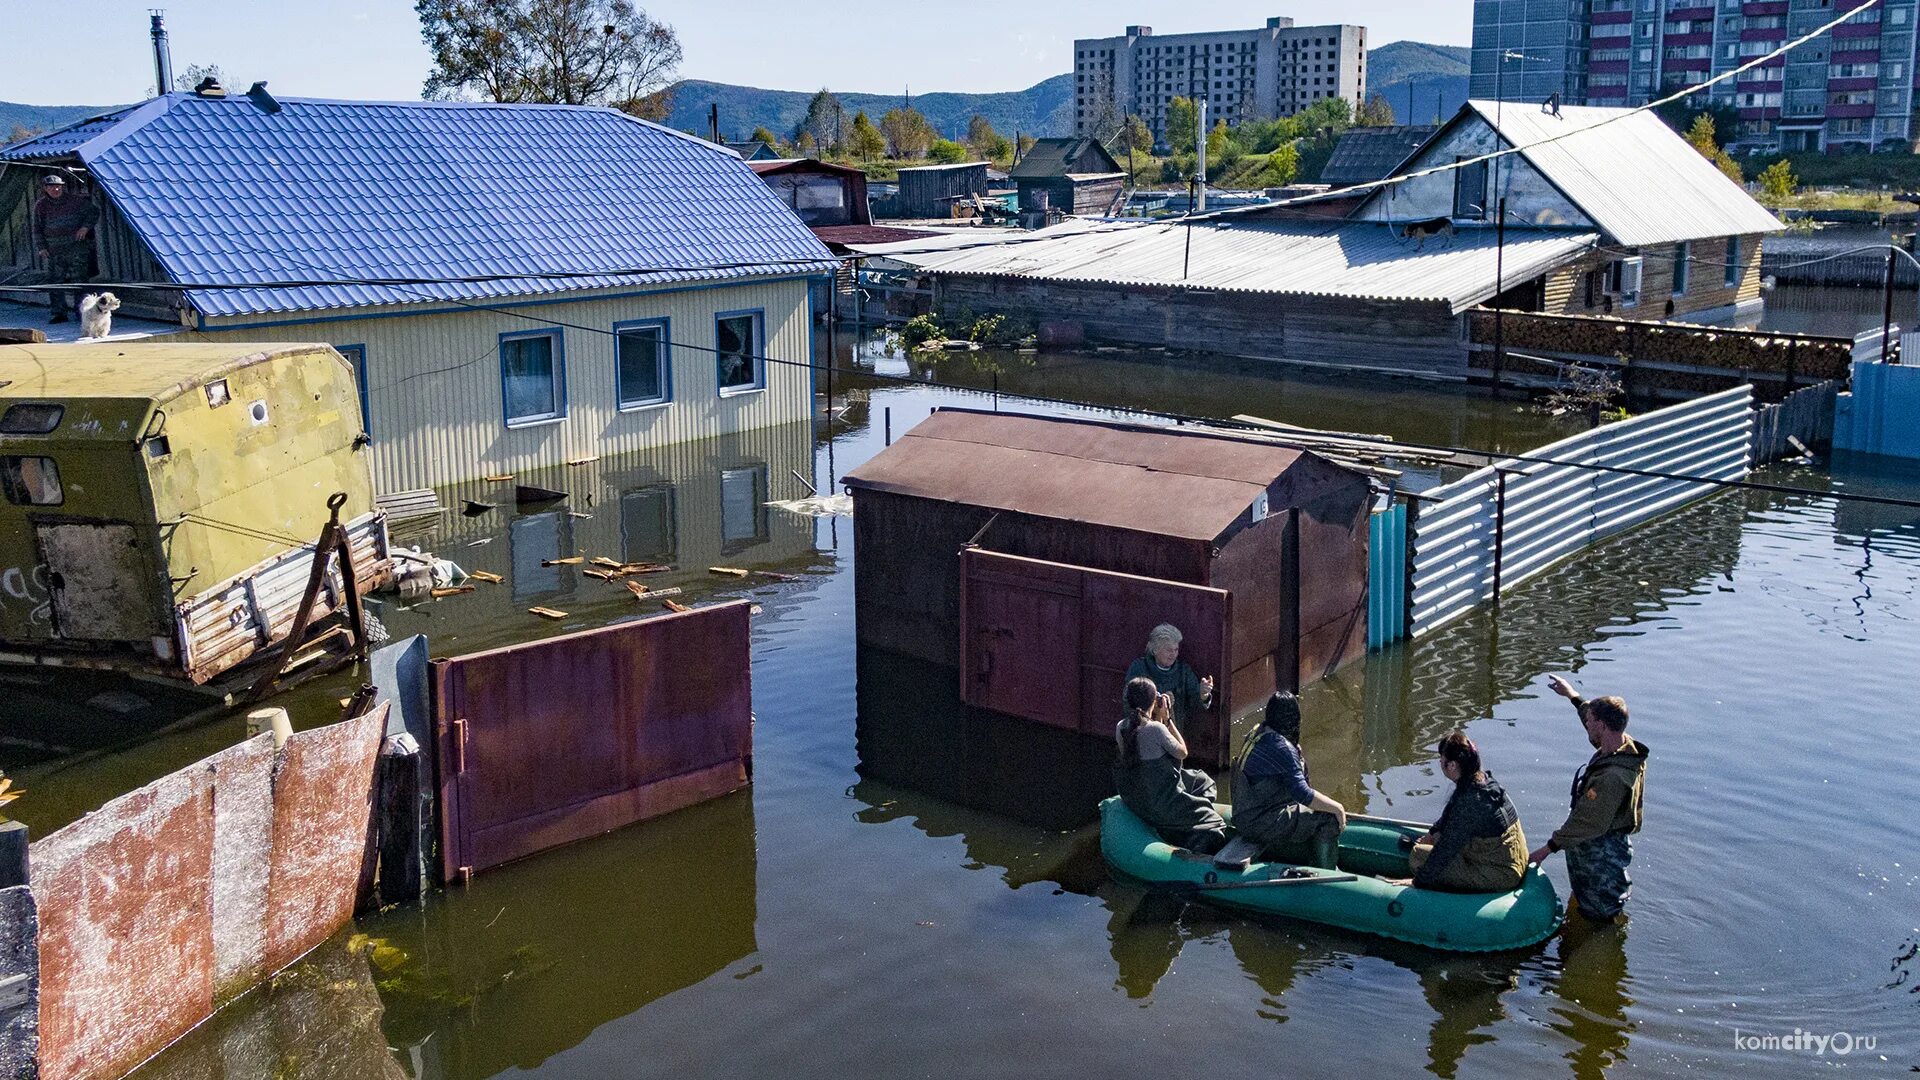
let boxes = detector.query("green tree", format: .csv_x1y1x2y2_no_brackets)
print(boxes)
880,106,935,159
798,89,846,153
1119,114,1153,154
1166,97,1199,154
1355,93,1397,126
1016,133,1036,158
795,130,816,157
1266,140,1301,187
928,138,969,164
848,110,886,161
1759,159,1798,202
1683,114,1744,184
749,126,778,146
416,0,682,109
1205,119,1237,171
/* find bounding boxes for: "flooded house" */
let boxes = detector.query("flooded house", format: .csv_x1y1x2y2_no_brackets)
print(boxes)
1009,137,1127,217
843,410,1371,766
0,84,839,494
0,340,388,684
859,101,1784,377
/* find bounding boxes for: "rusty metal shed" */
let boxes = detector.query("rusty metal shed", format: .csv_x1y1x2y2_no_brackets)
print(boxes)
843,410,1370,766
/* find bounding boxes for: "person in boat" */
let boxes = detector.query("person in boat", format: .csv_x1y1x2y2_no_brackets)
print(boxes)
1124,623,1214,735
1528,675,1649,923
1231,693,1345,869
1114,676,1228,855
1397,732,1529,893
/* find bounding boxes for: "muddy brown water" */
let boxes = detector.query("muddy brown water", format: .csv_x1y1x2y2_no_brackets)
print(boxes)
11,335,1917,1078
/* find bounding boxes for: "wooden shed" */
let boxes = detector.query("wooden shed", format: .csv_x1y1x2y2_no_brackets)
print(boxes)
893,162,990,219
1011,137,1127,216
843,410,1370,766
0,341,390,683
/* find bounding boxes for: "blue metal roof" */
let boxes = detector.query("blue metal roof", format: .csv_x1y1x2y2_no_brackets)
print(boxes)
1,106,138,160
3,94,838,318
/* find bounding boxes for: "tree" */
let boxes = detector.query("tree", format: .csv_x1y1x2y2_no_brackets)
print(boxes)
798,89,846,154
1016,133,1036,158
6,124,41,145
1355,93,1397,127
1080,70,1125,144
416,0,682,109
795,131,816,157
172,63,226,94
1656,100,1742,149
749,126,778,146
1683,114,1744,184
928,138,969,164
848,111,886,161
1266,140,1300,187
1166,97,1199,154
1205,119,1236,170
880,106,934,159
1759,159,1798,203
1119,114,1153,155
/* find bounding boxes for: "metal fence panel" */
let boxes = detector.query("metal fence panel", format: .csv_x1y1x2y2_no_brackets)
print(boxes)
1410,386,1752,637
1367,504,1407,649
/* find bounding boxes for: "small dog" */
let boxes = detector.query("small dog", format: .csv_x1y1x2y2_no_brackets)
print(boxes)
79,292,120,339
1402,216,1456,250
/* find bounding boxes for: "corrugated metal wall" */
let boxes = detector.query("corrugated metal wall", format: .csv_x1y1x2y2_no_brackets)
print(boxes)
182,277,817,493
1408,385,1753,638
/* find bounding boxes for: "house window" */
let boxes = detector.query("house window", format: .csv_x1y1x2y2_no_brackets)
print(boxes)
1725,236,1742,287
720,464,769,552
500,330,565,426
0,456,63,506
1672,242,1689,296
1453,155,1490,219
615,320,671,409
620,484,677,563
337,344,370,437
715,311,765,394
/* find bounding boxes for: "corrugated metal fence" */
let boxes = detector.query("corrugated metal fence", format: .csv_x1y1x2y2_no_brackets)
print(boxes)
1367,503,1407,650
1405,385,1753,639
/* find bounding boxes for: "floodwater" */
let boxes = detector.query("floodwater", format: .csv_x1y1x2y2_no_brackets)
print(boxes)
14,335,1919,1078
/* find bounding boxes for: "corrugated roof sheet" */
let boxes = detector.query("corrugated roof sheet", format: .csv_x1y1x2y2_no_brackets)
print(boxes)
842,410,1315,542
1,94,837,318
855,218,1598,313
0,107,136,160
1320,125,1437,187
1462,100,1784,247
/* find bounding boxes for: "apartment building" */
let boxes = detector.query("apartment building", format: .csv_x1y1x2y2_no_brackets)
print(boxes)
1072,18,1367,143
1471,0,1919,153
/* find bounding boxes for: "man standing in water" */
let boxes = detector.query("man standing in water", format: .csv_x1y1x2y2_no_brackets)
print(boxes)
1529,675,1649,923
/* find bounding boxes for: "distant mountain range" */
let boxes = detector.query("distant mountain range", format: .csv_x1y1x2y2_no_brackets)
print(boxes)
2,40,1468,148
667,41,1470,142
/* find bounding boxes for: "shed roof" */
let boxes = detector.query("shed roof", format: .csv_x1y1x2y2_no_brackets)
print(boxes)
896,161,990,173
0,341,336,404
1320,125,1437,187
1010,137,1123,180
842,410,1325,543
854,218,1598,313
1,94,837,319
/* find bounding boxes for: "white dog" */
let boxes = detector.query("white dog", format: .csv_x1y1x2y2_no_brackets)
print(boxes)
79,292,121,340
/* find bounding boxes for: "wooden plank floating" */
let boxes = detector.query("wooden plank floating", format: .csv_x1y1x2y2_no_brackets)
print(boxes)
429,586,474,598
708,567,750,577
541,556,583,567
469,571,503,584
661,600,692,613
528,607,569,619
483,473,514,482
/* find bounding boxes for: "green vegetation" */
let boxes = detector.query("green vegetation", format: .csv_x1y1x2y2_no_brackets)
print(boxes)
897,310,1035,350
1681,114,1744,184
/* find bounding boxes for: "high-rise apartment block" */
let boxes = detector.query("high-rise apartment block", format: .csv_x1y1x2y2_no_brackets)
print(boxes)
1470,0,1918,153
1072,18,1368,144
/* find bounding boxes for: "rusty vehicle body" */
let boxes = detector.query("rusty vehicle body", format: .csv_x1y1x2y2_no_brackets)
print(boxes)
0,341,389,685
842,410,1371,766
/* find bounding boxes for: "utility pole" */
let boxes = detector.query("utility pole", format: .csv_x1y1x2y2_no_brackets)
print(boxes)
1493,196,1508,393
1882,247,1897,362
1195,99,1208,212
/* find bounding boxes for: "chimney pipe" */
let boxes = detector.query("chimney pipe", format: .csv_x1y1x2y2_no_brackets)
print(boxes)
150,10,174,96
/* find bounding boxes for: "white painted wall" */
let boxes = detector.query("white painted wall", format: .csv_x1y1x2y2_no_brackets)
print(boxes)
183,276,817,492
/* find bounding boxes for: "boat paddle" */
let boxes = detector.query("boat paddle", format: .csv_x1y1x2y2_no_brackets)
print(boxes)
1161,872,1359,895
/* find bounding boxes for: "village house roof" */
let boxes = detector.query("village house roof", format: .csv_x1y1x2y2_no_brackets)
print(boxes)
1319,125,1438,187
1009,137,1123,180
1,93,837,319
1366,101,1784,248
855,218,1599,314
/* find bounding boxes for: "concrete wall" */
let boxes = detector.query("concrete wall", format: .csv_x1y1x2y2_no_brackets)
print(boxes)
183,276,817,493
29,706,385,1080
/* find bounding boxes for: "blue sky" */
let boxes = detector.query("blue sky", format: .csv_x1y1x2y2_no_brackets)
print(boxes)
5,1,1472,106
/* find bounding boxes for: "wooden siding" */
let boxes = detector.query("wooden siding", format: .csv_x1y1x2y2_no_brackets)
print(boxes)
181,277,816,493
1542,234,1764,320
935,276,1468,376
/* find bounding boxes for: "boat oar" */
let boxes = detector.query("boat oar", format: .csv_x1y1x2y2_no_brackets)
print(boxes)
1160,873,1359,895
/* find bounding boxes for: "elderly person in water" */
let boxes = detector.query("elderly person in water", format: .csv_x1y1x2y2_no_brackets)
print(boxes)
1124,623,1214,735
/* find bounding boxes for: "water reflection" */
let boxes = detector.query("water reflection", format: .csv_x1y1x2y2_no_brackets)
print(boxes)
1542,921,1634,1080
365,791,758,1079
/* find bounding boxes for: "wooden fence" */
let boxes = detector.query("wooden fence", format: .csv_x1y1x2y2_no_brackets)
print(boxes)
1751,379,1839,465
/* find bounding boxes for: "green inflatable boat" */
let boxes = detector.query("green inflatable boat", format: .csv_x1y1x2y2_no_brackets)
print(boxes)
1100,797,1562,952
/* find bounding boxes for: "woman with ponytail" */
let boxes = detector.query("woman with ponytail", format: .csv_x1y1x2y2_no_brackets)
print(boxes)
1402,732,1529,893
1114,676,1228,855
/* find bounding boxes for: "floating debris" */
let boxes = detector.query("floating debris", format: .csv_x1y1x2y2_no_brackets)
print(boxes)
430,585,475,598
541,556,583,567
483,473,514,482
661,599,692,613
528,607,568,619
708,566,750,577
769,494,853,518
462,500,495,516
469,571,503,584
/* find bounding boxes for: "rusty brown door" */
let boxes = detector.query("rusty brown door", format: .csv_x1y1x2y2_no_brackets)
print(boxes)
959,549,1234,766
432,600,754,881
